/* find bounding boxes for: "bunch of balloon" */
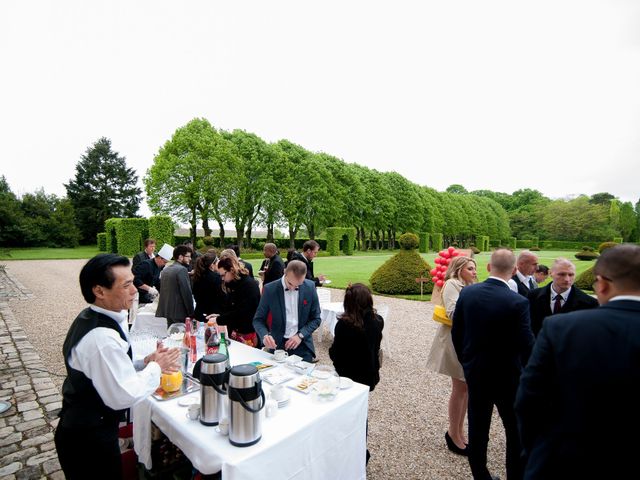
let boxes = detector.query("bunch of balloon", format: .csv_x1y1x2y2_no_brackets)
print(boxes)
429,246,460,304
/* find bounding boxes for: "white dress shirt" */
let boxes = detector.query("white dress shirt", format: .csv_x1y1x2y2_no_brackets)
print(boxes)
68,305,161,411
281,276,299,338
550,286,570,312
516,270,535,289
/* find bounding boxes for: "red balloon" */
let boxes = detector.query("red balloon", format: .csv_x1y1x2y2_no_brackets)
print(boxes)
439,250,446,257
436,279,444,287
448,246,455,253
439,264,447,271
437,271,444,278
434,257,441,264
431,276,438,283
430,268,438,276
442,251,451,259
450,250,458,257
445,258,451,265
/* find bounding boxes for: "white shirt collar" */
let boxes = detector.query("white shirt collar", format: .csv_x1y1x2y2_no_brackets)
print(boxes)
550,285,571,301
609,295,640,303
90,305,129,340
516,270,530,285
489,276,511,287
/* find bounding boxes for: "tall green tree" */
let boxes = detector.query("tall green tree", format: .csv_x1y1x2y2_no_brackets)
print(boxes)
145,119,240,245
0,176,25,246
619,201,636,241
21,190,80,247
65,137,141,244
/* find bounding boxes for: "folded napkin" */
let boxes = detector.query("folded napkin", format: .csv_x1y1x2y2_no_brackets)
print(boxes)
133,400,153,470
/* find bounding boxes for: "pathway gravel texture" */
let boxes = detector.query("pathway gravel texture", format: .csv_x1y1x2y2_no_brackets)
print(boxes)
6,259,509,479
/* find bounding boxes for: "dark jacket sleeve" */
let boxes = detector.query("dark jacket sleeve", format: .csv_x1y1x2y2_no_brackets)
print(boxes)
217,276,260,334
451,294,465,363
516,296,535,366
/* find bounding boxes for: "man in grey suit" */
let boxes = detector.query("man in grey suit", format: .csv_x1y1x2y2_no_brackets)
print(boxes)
156,245,194,326
253,260,321,362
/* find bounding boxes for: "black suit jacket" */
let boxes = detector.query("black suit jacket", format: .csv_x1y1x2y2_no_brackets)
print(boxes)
261,254,284,286
132,258,162,304
515,300,640,479
512,273,533,297
452,278,534,385
527,284,598,336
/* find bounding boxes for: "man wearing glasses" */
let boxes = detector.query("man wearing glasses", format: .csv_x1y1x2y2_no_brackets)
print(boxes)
156,245,194,327
253,260,321,362
516,244,640,479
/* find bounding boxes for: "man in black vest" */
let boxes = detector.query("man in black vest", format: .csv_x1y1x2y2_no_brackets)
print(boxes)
55,254,179,480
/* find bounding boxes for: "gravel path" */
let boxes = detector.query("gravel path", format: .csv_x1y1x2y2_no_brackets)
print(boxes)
6,260,508,479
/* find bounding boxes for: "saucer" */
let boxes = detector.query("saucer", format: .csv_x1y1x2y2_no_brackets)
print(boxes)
273,357,287,363
178,397,199,407
277,396,290,407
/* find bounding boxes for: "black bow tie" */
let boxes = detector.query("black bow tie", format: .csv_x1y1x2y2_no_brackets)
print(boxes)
285,287,299,291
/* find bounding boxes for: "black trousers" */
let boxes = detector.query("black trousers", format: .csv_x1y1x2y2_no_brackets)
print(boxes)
55,421,122,480
467,377,524,480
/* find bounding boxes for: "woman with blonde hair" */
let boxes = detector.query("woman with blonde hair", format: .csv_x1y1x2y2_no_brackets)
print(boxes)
426,255,477,455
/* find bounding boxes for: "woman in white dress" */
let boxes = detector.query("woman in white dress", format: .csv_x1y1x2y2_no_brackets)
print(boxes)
426,256,477,455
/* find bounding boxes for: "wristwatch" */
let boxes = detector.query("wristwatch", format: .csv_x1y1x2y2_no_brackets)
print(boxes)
297,332,304,340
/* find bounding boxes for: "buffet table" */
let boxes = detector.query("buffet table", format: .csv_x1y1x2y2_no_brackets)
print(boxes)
133,340,369,480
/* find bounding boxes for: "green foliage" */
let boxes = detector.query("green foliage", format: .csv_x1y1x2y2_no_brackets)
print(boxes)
419,233,430,253
117,218,148,256
0,176,24,246
65,137,141,244
104,218,120,253
148,215,175,248
370,250,432,294
530,246,541,251
475,235,490,252
203,236,215,246
97,233,107,251
613,236,623,244
574,266,595,290
326,227,356,256
575,248,599,261
509,237,517,249
540,240,601,250
398,233,419,250
432,233,443,252
598,241,618,253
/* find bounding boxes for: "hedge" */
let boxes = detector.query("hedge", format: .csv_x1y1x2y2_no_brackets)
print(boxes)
149,216,175,249
432,233,443,253
419,232,430,253
97,233,107,252
517,237,539,249
173,235,329,253
539,240,601,250
326,227,356,256
509,237,517,249
475,235,490,252
104,218,121,254
116,218,148,256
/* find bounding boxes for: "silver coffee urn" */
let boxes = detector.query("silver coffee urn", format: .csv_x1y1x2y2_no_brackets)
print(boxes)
227,364,265,447
199,353,229,426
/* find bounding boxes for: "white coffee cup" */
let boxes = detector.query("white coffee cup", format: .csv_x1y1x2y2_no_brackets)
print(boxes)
187,404,200,420
271,384,287,401
265,398,278,418
274,349,288,362
217,417,229,435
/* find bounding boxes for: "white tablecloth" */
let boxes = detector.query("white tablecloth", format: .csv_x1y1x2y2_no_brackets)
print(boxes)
130,302,168,338
319,302,345,339
134,341,368,480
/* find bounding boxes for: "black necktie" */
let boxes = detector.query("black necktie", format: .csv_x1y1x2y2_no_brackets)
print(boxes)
529,278,535,289
553,295,563,314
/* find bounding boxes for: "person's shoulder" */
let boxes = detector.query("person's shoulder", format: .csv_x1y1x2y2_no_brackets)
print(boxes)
572,286,599,306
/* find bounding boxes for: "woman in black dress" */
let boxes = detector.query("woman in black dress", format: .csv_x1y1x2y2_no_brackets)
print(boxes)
192,252,224,323
216,256,261,347
329,283,384,464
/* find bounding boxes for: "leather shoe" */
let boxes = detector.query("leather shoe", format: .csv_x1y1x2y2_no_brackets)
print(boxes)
444,431,469,456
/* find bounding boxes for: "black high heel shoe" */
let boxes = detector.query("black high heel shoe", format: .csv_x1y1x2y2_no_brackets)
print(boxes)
445,431,469,456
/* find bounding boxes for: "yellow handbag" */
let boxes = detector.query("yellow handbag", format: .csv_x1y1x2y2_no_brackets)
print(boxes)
433,304,452,327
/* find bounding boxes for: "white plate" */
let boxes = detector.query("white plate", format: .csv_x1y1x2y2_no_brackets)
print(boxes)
321,279,332,285
339,377,354,389
277,396,291,407
273,357,288,363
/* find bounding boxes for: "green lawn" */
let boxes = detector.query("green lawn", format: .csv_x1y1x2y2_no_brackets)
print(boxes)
0,245,100,260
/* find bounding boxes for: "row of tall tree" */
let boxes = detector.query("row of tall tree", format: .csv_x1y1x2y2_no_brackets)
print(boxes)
144,119,513,249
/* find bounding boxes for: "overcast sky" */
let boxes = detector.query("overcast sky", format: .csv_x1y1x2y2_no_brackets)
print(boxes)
1,0,639,218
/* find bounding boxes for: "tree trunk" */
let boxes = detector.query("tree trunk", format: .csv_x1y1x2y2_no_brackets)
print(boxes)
267,222,274,243
190,206,198,246
202,217,211,237
288,226,296,250
218,221,225,247
235,226,244,250
245,225,253,250
308,223,315,240
375,230,380,250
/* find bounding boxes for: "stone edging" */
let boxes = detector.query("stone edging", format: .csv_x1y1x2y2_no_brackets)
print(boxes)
0,269,63,480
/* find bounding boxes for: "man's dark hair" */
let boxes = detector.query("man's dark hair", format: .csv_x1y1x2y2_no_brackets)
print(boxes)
227,244,241,257
302,240,320,252
79,254,130,304
595,244,640,291
143,238,156,247
536,264,549,275
173,245,193,260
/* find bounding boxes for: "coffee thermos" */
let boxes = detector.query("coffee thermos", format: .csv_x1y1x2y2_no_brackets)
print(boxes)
227,364,265,447
199,353,229,426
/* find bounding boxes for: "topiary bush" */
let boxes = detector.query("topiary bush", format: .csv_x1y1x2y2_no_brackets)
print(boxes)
398,232,419,250
598,241,618,253
575,266,596,290
419,232,430,253
203,236,215,246
432,233,443,252
370,235,432,294
148,215,175,248
575,247,599,261
470,246,481,254
97,233,107,252
530,246,541,251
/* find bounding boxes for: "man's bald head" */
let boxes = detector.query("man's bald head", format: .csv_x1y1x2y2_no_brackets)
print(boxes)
550,258,576,294
517,251,539,276
489,249,517,280
594,244,640,301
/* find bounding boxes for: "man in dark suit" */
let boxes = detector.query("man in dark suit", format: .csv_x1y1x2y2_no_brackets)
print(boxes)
132,245,171,304
132,238,156,269
294,240,326,287
156,245,194,326
516,244,640,479
512,250,539,297
452,249,535,480
253,260,321,362
527,258,598,336
259,242,285,286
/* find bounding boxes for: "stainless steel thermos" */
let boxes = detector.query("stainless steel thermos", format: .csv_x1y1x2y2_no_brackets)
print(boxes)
227,364,265,447
199,353,229,426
